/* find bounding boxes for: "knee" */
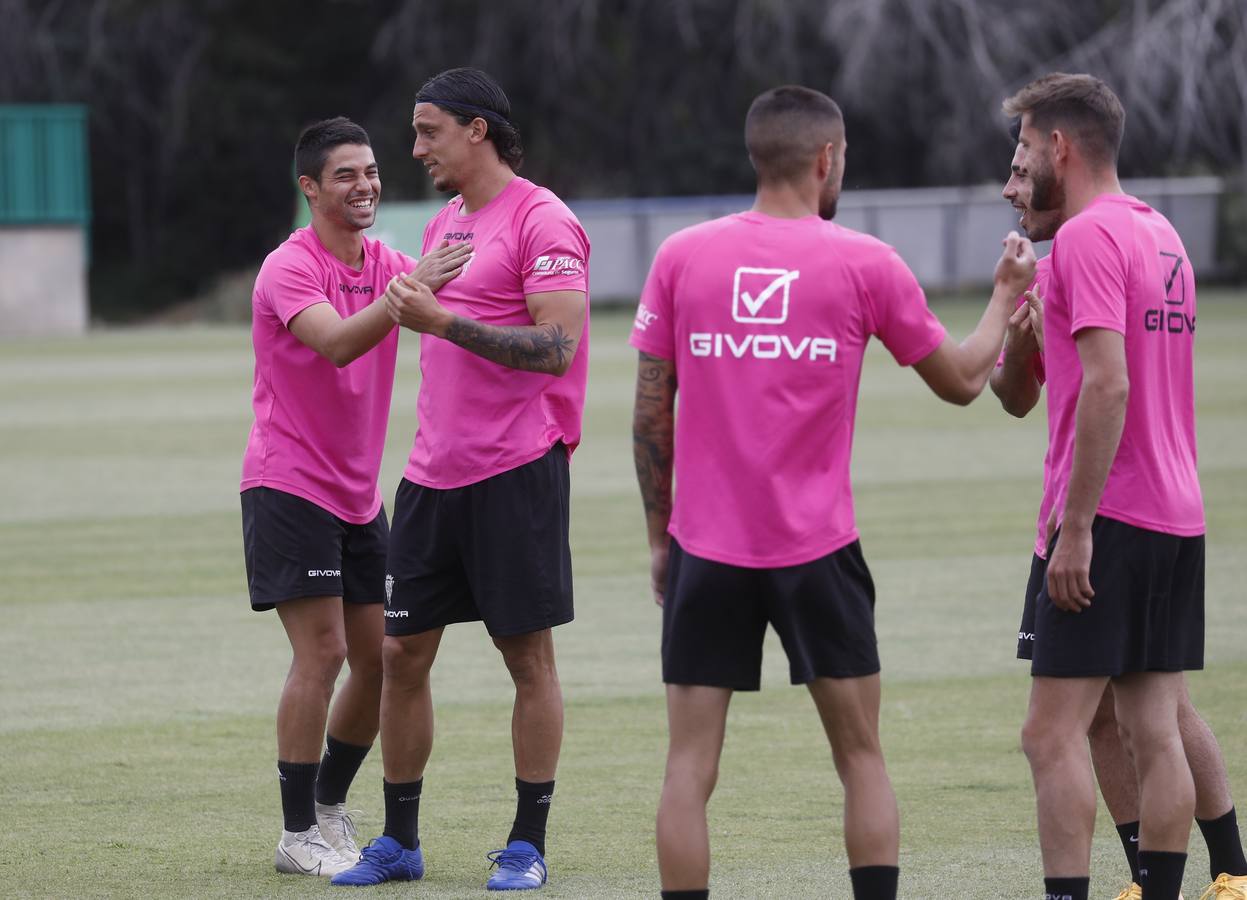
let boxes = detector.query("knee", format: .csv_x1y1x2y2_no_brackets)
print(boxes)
500,647,558,689
382,635,433,685
293,631,348,686
348,646,384,689
1020,716,1071,771
665,753,719,800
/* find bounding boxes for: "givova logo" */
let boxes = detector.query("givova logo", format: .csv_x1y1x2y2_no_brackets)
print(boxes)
688,264,837,363
733,267,798,324
308,569,341,577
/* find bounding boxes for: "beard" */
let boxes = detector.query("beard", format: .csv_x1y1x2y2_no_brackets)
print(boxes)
818,187,839,221
1029,155,1065,214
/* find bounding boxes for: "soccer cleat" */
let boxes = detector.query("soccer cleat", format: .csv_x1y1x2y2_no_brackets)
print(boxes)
330,835,425,886
316,802,362,862
1200,874,1247,899
1112,885,1142,900
274,825,354,877
486,840,548,891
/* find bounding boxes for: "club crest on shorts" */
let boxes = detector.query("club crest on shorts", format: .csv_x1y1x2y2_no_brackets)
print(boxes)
385,574,394,604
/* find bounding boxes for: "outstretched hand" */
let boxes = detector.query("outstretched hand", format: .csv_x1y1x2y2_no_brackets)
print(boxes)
384,274,453,335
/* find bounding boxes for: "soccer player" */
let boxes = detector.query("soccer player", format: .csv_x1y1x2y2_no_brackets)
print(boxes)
996,72,1214,900
995,114,1247,900
241,117,471,877
333,68,589,891
628,84,1037,900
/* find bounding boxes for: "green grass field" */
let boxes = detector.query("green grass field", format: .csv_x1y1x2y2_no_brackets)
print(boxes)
2,295,1245,898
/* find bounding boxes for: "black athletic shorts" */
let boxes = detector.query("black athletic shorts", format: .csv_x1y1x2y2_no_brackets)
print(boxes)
1029,515,1205,678
662,538,880,691
241,487,389,612
384,443,574,638
1016,552,1046,660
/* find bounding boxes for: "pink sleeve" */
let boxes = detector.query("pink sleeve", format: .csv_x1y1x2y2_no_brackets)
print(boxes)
865,250,947,366
519,203,590,294
629,240,676,360
1054,220,1127,336
255,251,328,327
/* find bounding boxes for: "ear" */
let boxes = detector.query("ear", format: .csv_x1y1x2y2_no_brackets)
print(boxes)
467,116,489,146
1050,128,1071,165
815,142,834,180
297,174,318,205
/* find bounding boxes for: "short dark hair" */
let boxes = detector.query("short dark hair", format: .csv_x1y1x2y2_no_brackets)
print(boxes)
1002,73,1125,168
414,67,523,172
745,86,845,184
294,117,371,182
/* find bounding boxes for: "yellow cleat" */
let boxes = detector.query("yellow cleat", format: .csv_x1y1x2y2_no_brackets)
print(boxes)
1200,873,1247,900
1113,884,1142,900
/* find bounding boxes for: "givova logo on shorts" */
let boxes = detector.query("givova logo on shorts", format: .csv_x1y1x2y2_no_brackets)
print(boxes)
688,266,837,362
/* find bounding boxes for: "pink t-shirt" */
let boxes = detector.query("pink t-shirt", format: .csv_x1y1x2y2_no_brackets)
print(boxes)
629,211,947,568
241,226,416,523
994,257,1054,557
1044,194,1204,537
405,177,591,488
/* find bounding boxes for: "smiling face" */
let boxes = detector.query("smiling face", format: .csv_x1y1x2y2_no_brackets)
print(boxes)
1002,116,1064,242
412,102,480,194
301,143,380,231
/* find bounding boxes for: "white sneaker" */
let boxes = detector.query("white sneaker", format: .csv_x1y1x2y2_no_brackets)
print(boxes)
274,825,353,877
315,801,362,862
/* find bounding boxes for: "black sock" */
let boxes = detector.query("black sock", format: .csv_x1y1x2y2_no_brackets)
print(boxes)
1138,851,1186,900
1116,820,1142,883
1043,877,1089,900
660,892,708,899
382,778,422,850
849,865,899,899
1197,807,1247,878
507,778,555,856
315,735,371,806
277,760,319,833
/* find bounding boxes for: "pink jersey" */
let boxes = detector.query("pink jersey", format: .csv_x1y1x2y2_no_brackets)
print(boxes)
994,257,1055,558
1044,194,1204,537
242,226,416,523
405,177,591,488
630,211,947,568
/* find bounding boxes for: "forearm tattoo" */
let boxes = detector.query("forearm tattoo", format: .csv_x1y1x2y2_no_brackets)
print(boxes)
632,352,677,535
443,317,575,374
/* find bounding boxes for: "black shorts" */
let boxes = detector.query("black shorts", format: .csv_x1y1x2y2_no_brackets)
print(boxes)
1016,552,1046,660
1029,516,1205,678
662,538,880,691
384,444,573,638
241,487,389,612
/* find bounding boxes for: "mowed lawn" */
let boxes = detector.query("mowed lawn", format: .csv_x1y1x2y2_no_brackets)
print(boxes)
1,295,1245,899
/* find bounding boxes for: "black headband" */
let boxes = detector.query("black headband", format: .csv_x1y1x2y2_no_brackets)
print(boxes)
417,97,512,127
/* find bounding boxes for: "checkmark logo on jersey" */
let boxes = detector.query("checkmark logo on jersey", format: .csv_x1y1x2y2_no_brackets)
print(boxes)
1160,251,1185,305
732,267,800,324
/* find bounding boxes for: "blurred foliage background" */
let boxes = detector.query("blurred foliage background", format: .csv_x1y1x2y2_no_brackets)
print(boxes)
2,0,1244,319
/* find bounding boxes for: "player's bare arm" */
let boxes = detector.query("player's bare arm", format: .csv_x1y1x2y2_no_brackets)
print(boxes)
288,241,473,367
386,282,585,376
1046,327,1128,612
913,231,1037,404
632,351,676,606
990,288,1045,417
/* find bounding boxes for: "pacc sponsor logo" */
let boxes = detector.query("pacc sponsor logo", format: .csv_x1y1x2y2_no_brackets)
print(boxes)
532,255,583,276
634,303,658,331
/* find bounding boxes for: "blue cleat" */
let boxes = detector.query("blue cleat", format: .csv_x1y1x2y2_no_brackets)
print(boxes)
330,835,424,886
486,840,548,891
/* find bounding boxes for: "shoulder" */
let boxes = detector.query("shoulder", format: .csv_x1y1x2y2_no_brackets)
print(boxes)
656,214,748,257
513,179,581,226
257,229,321,283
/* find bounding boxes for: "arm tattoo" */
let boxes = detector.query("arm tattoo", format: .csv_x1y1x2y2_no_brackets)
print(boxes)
632,351,677,542
443,317,576,374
